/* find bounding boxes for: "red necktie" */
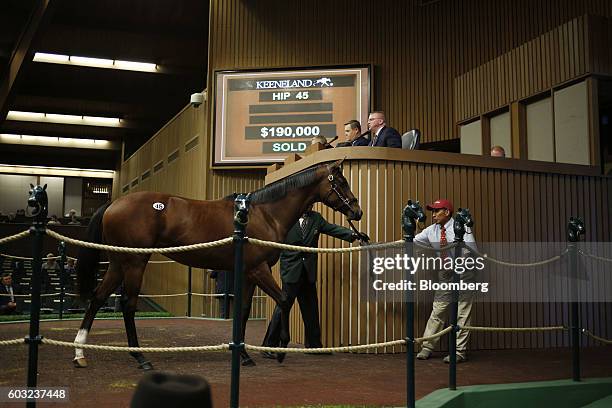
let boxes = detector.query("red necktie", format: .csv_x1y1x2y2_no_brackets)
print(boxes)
440,226,450,259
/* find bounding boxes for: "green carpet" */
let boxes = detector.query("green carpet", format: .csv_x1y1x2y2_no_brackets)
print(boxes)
417,378,612,408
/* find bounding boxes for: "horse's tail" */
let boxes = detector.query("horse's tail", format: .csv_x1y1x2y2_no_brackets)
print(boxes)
76,202,111,300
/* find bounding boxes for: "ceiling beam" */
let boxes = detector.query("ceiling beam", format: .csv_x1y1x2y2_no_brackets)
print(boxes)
12,94,171,119
38,24,206,68
0,143,118,170
0,0,55,122
19,63,203,105
0,120,154,140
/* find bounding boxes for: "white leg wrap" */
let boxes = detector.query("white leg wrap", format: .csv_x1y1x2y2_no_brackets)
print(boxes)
74,329,88,360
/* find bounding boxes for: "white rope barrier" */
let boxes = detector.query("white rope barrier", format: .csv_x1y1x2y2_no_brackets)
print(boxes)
582,329,612,345
462,325,566,332
0,230,30,245
45,229,233,254
247,238,404,253
41,338,229,352
578,250,612,263
1,326,606,354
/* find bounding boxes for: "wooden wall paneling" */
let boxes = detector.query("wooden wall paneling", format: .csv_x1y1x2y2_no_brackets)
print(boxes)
320,204,330,346
349,162,360,347
383,162,395,351
360,160,372,348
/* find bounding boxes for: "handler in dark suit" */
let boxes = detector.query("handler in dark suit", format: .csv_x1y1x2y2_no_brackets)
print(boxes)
262,205,368,354
367,111,402,148
336,120,369,147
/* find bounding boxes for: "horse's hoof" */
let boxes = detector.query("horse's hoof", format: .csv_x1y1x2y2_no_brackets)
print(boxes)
73,358,88,368
138,361,154,371
241,357,256,367
276,352,286,363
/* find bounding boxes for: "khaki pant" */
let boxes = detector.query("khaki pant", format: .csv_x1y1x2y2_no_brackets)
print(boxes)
420,299,473,357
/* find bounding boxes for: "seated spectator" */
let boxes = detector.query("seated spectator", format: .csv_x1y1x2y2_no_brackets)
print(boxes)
0,273,18,315
16,209,25,217
41,253,59,296
64,258,77,276
366,111,401,148
337,119,369,147
47,215,61,225
68,214,80,225
490,145,506,157
62,258,77,291
7,213,16,223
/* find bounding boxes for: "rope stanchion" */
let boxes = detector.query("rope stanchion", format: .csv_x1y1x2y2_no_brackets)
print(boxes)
582,329,612,345
578,250,612,263
0,338,25,346
99,260,176,265
248,237,404,253
469,248,568,267
1,253,77,261
45,229,233,254
462,325,566,332
191,293,227,297
247,340,407,354
2,328,456,354
137,293,188,298
247,327,455,354
41,338,229,352
0,230,30,245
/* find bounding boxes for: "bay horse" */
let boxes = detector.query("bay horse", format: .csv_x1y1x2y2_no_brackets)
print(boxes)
73,159,362,369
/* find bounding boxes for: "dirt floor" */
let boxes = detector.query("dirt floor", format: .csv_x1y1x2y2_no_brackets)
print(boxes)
0,318,611,407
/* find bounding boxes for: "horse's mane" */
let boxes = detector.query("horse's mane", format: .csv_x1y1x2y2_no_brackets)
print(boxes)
223,164,321,204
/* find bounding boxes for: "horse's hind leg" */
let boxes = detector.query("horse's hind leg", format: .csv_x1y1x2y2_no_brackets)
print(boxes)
121,258,153,370
239,276,256,367
73,262,123,368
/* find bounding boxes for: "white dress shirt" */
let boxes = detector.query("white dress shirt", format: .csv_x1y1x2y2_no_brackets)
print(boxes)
414,218,476,250
4,285,14,302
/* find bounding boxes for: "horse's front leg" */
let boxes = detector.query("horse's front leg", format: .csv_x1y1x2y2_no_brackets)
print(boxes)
248,262,289,363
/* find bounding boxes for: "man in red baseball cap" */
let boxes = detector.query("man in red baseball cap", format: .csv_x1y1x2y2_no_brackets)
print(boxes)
414,198,475,363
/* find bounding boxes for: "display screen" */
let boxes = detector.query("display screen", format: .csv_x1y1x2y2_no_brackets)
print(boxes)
213,66,370,166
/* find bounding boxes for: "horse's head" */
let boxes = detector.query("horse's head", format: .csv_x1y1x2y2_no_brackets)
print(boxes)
320,159,362,221
28,183,49,221
567,216,585,242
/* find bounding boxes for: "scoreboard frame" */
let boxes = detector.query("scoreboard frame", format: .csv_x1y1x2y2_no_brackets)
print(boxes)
211,64,372,167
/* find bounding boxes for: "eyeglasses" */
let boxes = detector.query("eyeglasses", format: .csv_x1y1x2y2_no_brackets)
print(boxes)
432,208,447,213
367,117,383,122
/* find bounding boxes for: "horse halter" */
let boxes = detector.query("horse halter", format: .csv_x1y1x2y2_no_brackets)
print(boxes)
323,173,357,214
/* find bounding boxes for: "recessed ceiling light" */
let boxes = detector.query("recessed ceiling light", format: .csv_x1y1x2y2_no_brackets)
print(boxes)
7,111,121,127
33,52,70,63
33,52,159,72
0,164,115,178
1,133,117,150
69,56,114,68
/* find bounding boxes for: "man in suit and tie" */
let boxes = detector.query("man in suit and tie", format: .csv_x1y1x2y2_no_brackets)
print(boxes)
261,204,369,356
367,111,402,148
0,273,18,315
336,120,369,147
